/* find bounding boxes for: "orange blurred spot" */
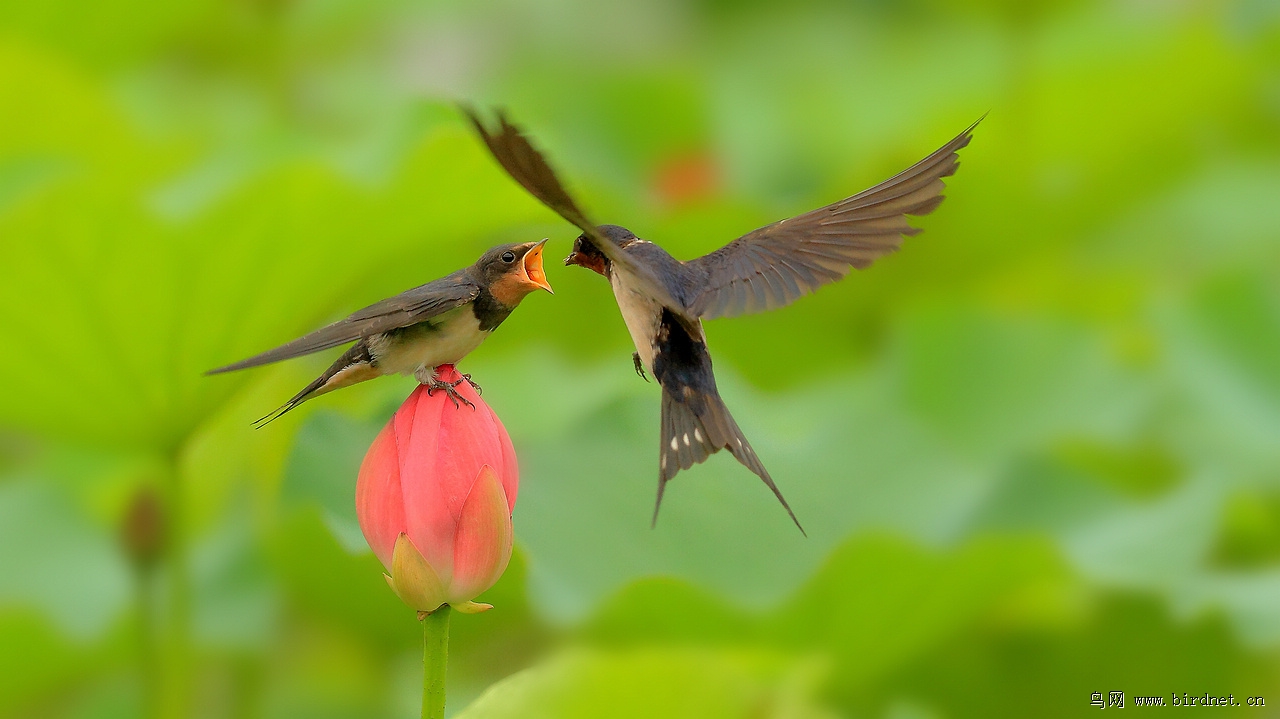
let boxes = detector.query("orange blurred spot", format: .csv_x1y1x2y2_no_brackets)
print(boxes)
654,152,718,206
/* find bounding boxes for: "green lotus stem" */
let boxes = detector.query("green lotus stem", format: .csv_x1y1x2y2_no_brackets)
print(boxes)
122,480,168,719
161,455,191,719
137,566,160,719
422,605,451,719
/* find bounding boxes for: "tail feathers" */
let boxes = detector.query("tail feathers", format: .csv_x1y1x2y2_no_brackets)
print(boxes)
252,342,373,428
252,376,325,428
657,387,804,534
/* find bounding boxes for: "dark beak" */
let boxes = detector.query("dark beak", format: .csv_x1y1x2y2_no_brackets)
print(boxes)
564,251,580,267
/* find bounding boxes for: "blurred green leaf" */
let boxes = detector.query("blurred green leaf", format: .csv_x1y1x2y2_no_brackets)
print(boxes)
892,306,1146,461
281,410,387,554
1213,490,1280,569
190,508,279,651
0,609,94,713
267,508,411,650
456,647,835,719
0,479,130,639
869,593,1280,718
583,534,1068,696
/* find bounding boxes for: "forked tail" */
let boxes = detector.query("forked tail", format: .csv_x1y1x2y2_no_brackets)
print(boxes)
657,385,804,534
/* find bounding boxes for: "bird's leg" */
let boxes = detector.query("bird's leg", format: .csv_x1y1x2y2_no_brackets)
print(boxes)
416,367,476,410
633,352,649,382
459,373,483,395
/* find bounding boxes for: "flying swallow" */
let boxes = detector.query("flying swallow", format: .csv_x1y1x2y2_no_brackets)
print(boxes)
465,108,978,532
208,241,554,424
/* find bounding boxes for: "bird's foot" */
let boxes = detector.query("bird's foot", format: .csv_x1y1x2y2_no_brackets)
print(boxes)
633,352,649,382
459,373,483,395
423,375,476,410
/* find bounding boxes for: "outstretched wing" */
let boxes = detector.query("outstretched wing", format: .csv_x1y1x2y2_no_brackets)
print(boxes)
462,106,691,318
207,272,480,374
686,117,980,320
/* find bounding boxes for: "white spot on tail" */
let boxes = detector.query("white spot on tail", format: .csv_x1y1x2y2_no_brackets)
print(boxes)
661,454,667,470
694,428,703,443
682,433,690,446
670,437,678,451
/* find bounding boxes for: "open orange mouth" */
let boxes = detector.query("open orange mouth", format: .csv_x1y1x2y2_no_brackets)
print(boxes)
522,240,553,294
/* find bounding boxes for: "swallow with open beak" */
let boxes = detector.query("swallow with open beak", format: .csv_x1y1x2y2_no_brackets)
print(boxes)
465,108,978,532
208,241,553,424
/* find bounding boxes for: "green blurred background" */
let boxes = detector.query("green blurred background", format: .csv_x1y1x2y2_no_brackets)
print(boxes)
3,0,1280,716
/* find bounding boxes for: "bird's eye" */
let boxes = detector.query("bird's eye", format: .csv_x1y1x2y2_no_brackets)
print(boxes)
501,251,516,263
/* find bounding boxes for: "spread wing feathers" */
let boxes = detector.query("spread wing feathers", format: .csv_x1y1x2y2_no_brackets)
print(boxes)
656,387,803,533
687,117,981,319
206,275,480,375
461,107,598,240
461,106,692,318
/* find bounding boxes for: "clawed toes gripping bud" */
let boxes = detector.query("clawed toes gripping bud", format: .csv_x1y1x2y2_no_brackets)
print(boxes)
460,373,482,395
425,375,477,410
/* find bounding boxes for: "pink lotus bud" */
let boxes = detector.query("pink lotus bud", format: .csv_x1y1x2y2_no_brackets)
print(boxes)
356,365,518,614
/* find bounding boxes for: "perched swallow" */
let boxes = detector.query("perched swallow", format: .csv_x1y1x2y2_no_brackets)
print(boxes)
208,241,553,424
465,108,978,531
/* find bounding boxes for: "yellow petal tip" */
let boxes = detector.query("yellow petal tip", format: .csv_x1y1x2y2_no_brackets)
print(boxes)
452,601,493,614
